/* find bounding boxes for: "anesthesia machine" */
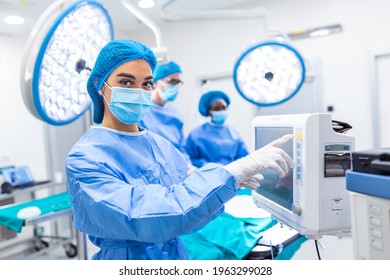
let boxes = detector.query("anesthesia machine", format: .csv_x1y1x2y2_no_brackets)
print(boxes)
346,148,390,259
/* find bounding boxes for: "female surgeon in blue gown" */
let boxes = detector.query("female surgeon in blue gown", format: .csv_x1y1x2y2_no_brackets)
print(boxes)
185,90,249,168
65,39,295,260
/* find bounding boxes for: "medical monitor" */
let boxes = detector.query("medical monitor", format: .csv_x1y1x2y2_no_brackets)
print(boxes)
2,166,33,187
255,127,294,211
252,113,355,239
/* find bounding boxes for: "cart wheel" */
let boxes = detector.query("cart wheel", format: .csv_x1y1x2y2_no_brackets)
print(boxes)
64,243,78,258
34,240,49,251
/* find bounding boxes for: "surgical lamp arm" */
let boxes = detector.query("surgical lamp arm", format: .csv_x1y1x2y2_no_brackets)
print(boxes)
160,7,268,21
121,0,163,48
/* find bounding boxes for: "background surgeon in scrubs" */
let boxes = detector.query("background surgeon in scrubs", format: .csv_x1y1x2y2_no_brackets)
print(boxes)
186,90,249,168
139,61,193,171
66,39,295,260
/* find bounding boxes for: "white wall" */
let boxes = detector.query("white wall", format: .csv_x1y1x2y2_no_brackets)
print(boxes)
0,33,47,180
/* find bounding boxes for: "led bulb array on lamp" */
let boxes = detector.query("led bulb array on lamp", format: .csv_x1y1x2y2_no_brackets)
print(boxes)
37,4,111,122
21,0,114,125
233,41,305,106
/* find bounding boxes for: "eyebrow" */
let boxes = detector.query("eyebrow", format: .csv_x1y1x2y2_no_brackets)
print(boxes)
116,73,153,80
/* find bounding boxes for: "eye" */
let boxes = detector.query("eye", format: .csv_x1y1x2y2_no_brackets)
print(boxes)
143,81,153,90
119,79,134,87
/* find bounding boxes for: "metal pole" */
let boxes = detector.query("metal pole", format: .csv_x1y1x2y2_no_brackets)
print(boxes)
76,229,88,260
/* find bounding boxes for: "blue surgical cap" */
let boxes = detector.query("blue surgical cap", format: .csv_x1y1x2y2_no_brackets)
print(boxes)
199,90,231,117
153,61,182,83
87,39,157,124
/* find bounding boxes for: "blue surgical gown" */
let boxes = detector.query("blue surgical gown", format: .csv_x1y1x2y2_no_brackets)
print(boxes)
185,122,249,168
139,102,191,163
65,126,237,260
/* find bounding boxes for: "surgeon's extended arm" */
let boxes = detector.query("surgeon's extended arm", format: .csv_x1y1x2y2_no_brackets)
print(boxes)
66,160,236,244
66,134,293,244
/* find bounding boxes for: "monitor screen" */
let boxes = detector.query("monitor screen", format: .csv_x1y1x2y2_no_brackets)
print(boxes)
254,127,294,211
2,166,33,187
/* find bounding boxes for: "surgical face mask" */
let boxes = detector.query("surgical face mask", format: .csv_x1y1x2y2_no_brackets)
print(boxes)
102,83,152,124
159,84,179,102
210,110,228,125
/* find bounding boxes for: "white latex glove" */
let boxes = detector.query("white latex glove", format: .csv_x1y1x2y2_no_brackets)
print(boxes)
224,134,295,184
237,173,264,190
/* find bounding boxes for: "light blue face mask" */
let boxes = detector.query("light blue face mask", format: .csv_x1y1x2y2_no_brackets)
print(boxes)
211,110,228,125
160,84,179,102
102,83,152,124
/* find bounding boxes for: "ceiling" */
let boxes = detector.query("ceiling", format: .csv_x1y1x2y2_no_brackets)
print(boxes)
0,0,260,36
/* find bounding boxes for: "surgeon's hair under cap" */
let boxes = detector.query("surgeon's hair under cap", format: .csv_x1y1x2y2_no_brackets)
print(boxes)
87,39,157,124
152,61,182,83
198,90,231,117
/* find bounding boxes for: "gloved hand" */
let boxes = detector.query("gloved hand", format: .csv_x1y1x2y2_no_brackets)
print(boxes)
237,173,264,190
224,134,295,184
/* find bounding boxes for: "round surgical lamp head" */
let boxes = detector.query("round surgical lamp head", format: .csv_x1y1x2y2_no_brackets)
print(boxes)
20,0,114,126
233,41,306,107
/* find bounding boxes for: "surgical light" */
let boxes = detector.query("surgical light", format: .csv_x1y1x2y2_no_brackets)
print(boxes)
21,0,113,125
233,41,306,106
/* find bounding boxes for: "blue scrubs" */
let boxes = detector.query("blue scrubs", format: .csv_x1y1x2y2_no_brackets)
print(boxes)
185,122,249,168
140,102,191,163
66,126,236,260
